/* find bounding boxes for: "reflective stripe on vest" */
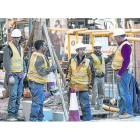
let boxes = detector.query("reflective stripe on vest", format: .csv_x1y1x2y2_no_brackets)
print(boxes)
72,73,88,76
27,52,48,83
8,42,23,72
70,58,89,85
90,53,105,75
111,41,133,70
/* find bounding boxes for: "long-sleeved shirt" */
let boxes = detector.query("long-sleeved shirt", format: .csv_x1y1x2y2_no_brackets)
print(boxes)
3,45,27,79
33,54,54,76
66,55,95,91
117,39,131,76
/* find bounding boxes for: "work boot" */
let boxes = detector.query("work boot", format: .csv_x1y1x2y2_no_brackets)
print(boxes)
119,113,134,119
7,116,17,121
94,105,100,110
112,112,119,118
0,117,3,120
16,115,25,121
99,107,106,112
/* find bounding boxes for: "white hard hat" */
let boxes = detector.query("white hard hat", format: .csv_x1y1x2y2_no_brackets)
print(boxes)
113,28,125,37
75,43,86,51
11,29,22,37
94,42,102,47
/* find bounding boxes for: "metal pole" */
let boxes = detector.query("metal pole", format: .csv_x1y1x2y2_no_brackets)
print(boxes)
6,18,9,44
42,24,68,121
109,83,110,118
29,18,32,35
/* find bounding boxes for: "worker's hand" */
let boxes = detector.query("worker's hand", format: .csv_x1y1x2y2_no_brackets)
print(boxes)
95,70,102,77
50,64,57,72
89,88,93,95
23,73,27,79
66,81,70,87
9,76,15,84
116,74,121,81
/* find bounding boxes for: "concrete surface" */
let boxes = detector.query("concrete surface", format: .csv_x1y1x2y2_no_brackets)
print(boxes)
53,112,66,121
22,100,55,121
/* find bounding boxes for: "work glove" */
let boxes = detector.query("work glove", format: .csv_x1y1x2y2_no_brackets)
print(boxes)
66,81,70,87
50,64,57,72
9,76,15,84
23,73,27,79
95,70,102,77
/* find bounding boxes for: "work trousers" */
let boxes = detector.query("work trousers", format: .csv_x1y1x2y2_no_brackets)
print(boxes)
7,74,24,117
91,77,104,107
115,70,133,115
28,81,44,121
68,89,92,121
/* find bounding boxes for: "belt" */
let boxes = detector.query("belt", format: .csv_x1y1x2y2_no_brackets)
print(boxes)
96,74,104,78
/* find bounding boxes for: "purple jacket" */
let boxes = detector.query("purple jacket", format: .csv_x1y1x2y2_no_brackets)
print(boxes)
118,39,131,76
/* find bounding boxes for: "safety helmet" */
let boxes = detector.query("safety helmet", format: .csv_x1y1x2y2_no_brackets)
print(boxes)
11,29,22,37
94,42,102,47
113,28,125,37
75,43,86,51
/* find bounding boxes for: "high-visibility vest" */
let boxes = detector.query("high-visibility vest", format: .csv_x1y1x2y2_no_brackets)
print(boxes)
27,52,48,84
90,53,105,75
4,42,24,72
111,41,133,70
70,58,90,85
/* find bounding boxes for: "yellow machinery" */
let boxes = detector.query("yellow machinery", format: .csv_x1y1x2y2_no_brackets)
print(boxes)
47,27,140,60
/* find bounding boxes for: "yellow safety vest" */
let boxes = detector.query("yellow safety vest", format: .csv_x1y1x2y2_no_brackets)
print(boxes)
3,42,24,72
90,53,105,75
70,58,90,85
27,52,48,84
111,41,133,70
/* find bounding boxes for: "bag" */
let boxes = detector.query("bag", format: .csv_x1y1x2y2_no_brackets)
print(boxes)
23,87,32,98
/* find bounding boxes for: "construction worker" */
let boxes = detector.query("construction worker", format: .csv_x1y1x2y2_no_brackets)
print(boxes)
27,40,57,121
89,42,114,111
112,28,134,119
3,29,27,121
66,43,95,121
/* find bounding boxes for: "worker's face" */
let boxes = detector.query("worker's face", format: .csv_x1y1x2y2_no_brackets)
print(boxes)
94,46,101,53
114,36,121,44
77,48,86,57
12,37,21,45
41,44,46,53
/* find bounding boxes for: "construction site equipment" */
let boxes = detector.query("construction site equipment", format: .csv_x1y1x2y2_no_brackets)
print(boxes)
110,70,116,105
53,51,66,87
68,89,80,121
23,87,32,98
42,24,68,121
102,104,119,112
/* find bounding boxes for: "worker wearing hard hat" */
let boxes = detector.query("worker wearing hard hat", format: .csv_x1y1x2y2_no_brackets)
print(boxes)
89,42,114,111
66,42,95,121
27,40,57,121
112,28,134,119
3,29,27,121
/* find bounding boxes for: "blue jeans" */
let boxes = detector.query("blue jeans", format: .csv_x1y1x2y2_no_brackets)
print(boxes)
68,89,92,121
28,81,44,121
115,70,133,115
7,74,24,117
